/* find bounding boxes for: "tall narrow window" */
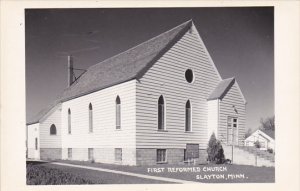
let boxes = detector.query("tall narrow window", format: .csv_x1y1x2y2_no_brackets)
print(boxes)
35,138,38,150
50,124,57,135
185,100,192,132
89,103,93,133
68,108,71,134
116,96,121,129
158,95,165,130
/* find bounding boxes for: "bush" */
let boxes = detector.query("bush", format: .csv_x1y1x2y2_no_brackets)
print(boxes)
26,164,98,185
254,141,261,149
207,133,225,164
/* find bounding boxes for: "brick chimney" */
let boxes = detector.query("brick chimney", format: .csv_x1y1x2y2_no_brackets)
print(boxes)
68,55,74,87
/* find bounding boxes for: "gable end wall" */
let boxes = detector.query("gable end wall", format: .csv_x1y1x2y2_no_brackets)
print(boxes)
218,83,246,145
136,26,221,150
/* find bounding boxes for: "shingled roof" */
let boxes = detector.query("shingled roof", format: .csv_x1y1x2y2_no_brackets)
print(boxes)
27,20,193,125
207,77,235,101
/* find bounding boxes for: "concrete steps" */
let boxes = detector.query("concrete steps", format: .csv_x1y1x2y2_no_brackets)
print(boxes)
223,145,275,167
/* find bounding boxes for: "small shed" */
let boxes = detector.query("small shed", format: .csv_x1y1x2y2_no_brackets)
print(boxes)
244,129,275,151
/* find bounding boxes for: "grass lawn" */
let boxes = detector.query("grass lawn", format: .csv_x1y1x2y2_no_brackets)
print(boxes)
26,161,170,184
47,160,275,183
27,161,99,184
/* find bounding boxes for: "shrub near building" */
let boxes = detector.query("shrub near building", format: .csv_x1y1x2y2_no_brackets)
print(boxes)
207,133,226,164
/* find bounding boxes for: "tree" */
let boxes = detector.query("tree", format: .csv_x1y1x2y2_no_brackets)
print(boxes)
260,116,275,131
245,128,252,138
207,133,225,164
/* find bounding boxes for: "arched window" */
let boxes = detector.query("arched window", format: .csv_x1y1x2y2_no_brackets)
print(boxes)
89,103,93,133
158,95,165,130
185,100,192,132
68,108,71,134
50,124,57,135
116,96,121,129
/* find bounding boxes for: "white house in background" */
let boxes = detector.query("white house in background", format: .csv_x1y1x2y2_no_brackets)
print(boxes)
244,129,275,151
26,20,246,166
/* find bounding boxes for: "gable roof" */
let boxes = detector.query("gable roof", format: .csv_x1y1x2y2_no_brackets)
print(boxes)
60,20,193,102
260,129,275,140
27,20,193,125
245,128,275,141
207,77,235,101
27,101,60,125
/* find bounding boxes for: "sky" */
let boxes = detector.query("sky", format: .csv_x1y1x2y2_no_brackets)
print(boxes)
25,7,274,131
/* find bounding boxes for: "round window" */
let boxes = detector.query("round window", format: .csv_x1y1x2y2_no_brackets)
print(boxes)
185,69,194,83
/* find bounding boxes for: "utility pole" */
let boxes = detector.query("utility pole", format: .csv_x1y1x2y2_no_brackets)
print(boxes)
68,55,74,87
255,135,258,166
255,149,257,166
232,130,234,164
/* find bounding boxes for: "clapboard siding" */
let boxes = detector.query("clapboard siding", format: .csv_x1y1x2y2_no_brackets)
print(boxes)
61,80,136,151
136,26,220,149
219,83,246,145
39,105,62,148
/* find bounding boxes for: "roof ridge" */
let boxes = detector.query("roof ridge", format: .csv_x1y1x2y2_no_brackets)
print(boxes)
257,128,275,139
207,77,235,101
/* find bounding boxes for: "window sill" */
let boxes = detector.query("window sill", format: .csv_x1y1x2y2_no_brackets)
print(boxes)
115,129,122,131
156,161,168,164
184,131,193,133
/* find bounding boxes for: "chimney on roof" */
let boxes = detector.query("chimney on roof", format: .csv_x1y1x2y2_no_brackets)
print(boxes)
68,55,74,87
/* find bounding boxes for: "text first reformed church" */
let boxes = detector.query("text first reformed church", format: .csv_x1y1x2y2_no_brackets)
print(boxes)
26,20,246,166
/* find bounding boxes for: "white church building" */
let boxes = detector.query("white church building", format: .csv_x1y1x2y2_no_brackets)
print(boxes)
26,20,246,166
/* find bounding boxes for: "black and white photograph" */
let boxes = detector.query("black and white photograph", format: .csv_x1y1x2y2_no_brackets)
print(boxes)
1,1,299,190
25,7,275,184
